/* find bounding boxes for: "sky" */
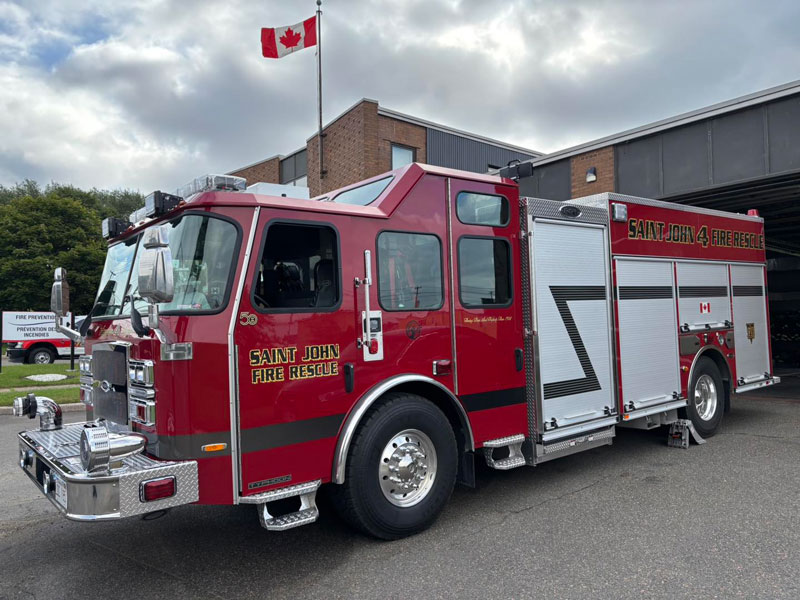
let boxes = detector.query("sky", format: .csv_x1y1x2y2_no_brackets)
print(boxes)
1,0,799,193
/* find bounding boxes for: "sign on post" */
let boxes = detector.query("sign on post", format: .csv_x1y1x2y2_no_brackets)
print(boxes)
1,311,76,341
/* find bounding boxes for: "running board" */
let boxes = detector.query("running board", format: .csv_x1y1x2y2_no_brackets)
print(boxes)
241,480,321,531
483,434,526,470
667,419,705,449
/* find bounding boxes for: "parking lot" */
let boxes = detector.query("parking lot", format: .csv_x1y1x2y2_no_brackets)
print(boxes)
1,379,798,600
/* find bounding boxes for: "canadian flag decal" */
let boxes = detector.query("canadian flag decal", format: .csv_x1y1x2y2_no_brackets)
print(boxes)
699,302,711,314
261,16,317,59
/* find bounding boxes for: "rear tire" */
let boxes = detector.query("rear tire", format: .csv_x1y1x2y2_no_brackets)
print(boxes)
681,356,724,437
28,346,56,364
331,392,457,540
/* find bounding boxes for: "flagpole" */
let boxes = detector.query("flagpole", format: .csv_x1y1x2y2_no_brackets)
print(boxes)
316,0,325,183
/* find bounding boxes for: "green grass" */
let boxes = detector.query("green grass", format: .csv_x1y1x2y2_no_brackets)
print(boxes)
0,386,81,406
0,363,80,389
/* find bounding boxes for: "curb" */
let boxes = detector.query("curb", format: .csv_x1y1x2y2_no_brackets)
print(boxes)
0,402,85,415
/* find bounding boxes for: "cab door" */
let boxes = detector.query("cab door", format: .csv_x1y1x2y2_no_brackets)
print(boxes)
234,213,355,496
448,179,526,443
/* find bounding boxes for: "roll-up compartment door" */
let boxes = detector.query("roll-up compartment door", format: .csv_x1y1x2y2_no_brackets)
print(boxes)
676,262,731,331
615,259,680,411
730,264,771,383
532,220,614,435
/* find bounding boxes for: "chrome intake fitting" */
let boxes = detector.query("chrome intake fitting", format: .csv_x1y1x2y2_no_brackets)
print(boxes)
12,393,62,431
80,422,147,473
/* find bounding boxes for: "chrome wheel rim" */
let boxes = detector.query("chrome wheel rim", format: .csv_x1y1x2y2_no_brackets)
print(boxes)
693,374,718,421
379,428,437,507
34,352,50,364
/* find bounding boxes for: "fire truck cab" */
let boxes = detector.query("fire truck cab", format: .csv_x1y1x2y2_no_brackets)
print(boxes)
13,164,779,539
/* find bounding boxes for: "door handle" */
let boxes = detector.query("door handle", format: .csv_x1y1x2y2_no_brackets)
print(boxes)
433,360,452,376
515,348,523,372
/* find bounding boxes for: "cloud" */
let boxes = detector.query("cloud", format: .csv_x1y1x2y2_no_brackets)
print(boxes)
0,0,799,191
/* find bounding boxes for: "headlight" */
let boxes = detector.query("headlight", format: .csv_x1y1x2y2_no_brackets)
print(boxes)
128,360,154,387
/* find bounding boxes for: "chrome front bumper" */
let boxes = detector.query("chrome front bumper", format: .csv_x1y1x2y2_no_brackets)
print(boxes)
18,422,199,521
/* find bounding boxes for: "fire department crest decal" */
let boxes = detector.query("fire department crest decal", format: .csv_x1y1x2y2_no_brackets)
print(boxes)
746,322,755,344
405,320,421,340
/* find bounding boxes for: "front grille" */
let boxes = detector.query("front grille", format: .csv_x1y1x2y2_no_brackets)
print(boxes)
92,345,130,424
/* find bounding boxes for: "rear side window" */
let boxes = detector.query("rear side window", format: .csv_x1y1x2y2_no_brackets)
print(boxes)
332,176,393,206
458,237,512,307
456,192,509,227
252,223,340,311
377,231,443,311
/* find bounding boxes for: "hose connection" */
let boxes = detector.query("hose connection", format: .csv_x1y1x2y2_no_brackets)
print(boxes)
12,393,62,431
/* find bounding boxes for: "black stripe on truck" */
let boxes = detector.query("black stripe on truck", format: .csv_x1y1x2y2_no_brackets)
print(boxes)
679,286,728,298
543,286,606,400
618,286,673,300
732,285,763,297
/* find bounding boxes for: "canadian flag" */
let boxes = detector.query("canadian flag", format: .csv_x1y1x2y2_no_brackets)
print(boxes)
261,16,317,59
700,302,711,314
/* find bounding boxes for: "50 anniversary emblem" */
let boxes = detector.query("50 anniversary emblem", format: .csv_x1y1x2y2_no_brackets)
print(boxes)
239,311,258,326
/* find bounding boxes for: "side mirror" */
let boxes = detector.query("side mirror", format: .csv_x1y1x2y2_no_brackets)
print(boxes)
138,226,174,304
50,268,70,318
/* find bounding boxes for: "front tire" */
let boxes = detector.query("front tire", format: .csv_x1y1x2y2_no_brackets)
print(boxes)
681,356,725,437
28,346,56,364
331,392,457,540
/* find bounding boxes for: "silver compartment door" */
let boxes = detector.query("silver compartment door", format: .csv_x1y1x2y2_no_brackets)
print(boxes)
615,258,681,410
532,219,614,430
676,262,731,330
730,264,770,382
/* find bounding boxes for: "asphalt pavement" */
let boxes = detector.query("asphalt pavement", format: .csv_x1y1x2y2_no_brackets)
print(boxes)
1,381,798,600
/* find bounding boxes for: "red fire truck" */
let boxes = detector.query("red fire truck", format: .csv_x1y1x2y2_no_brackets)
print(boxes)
13,164,779,539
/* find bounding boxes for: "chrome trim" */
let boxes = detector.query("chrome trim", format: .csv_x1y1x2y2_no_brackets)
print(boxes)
445,178,459,394
622,398,688,422
332,374,475,484
17,423,198,520
540,416,619,443
161,342,193,361
686,345,731,394
735,376,781,394
229,206,260,503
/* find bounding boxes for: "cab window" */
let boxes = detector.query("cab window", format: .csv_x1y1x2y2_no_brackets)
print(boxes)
377,231,443,311
252,222,340,311
458,237,512,307
456,192,509,227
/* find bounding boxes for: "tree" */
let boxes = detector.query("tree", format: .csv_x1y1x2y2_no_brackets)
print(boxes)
0,190,109,314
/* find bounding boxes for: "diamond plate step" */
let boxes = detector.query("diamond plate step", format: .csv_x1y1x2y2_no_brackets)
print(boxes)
251,479,322,532
483,434,526,470
260,507,319,531
487,455,526,470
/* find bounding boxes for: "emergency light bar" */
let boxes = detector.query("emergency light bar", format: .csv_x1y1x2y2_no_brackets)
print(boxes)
176,174,246,199
144,190,182,218
101,217,132,239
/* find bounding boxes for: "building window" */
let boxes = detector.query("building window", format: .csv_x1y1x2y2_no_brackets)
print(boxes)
456,192,509,227
458,237,512,307
293,175,308,187
252,223,339,311
391,144,415,169
377,231,443,311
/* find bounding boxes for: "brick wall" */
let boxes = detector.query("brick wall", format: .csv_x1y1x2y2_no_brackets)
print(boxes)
307,100,428,196
229,156,280,186
571,146,615,198
307,100,377,196
377,115,426,174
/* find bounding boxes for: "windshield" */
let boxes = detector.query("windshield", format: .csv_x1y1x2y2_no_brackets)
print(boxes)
93,236,139,318
94,214,239,319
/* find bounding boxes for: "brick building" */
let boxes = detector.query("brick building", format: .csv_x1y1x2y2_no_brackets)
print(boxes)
229,98,540,197
507,79,800,368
